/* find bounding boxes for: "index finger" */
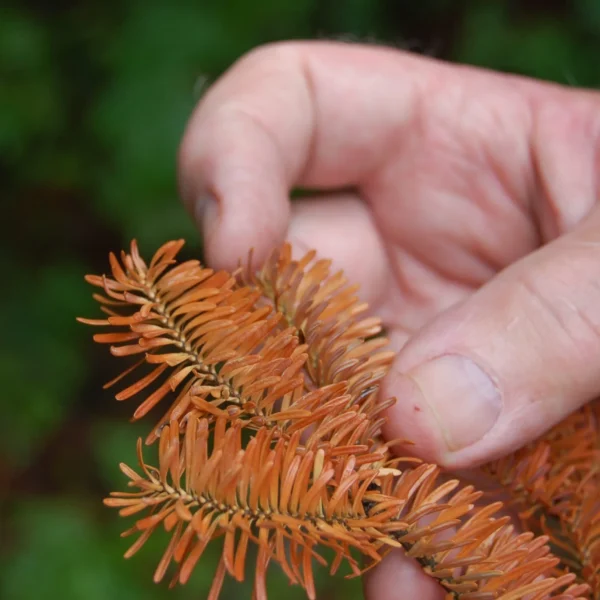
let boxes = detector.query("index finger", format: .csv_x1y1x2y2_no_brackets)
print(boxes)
177,41,440,268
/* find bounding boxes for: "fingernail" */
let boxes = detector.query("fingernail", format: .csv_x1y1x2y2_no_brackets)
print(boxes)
408,354,502,452
194,193,219,238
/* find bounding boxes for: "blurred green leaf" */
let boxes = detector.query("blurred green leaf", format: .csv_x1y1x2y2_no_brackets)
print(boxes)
455,3,599,87
87,2,239,248
575,0,600,33
1,500,156,600
0,261,91,466
0,8,65,164
92,419,148,488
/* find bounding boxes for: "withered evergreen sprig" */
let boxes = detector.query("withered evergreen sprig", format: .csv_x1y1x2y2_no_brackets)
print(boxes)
483,402,600,592
80,239,598,599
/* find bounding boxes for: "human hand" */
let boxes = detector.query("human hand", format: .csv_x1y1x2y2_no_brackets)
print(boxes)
178,41,600,598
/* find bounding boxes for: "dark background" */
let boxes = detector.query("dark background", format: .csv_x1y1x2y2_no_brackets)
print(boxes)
2,1,599,598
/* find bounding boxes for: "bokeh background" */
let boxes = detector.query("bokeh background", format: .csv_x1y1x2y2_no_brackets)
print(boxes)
2,1,599,598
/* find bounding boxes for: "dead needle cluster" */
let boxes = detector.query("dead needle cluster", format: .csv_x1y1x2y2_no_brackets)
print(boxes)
80,239,599,599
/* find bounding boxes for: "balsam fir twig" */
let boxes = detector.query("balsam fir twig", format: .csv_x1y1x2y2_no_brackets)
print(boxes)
80,239,596,599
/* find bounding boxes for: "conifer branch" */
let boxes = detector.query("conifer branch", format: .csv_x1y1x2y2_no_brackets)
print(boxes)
484,402,600,591
81,240,598,599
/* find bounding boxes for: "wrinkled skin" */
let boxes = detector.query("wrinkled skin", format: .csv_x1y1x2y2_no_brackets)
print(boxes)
178,42,600,598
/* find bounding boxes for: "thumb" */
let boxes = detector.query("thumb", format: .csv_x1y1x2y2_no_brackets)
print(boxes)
383,208,600,469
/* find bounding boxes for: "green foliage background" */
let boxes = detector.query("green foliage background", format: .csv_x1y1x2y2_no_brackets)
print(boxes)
1,1,599,598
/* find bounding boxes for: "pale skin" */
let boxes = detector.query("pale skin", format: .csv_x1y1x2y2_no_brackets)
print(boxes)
178,42,600,598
